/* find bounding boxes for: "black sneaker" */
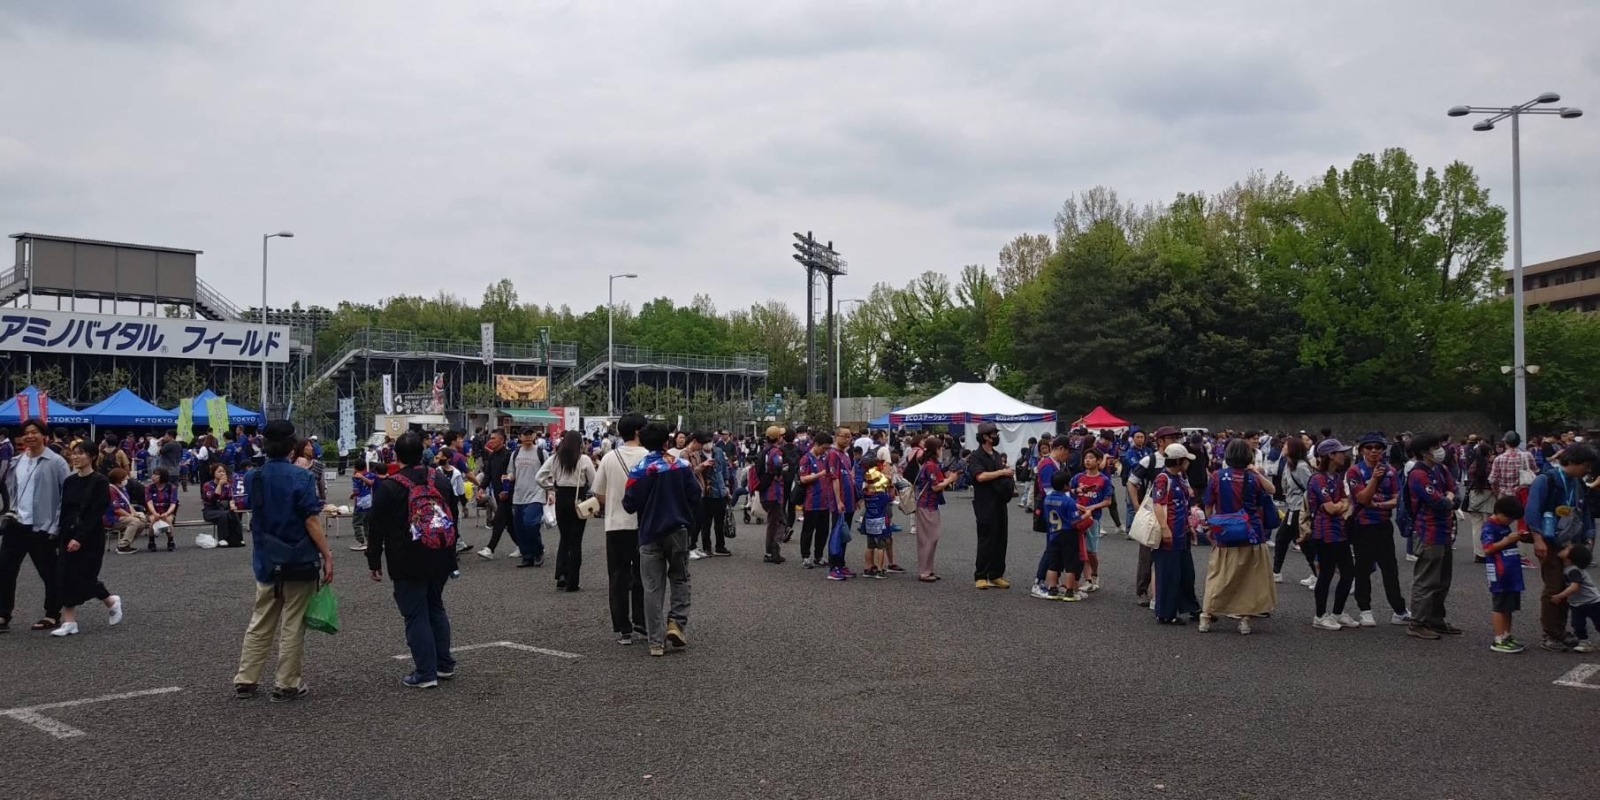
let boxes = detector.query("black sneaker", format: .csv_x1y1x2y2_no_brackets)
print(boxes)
166,538,176,552
234,683,258,700
270,685,309,703
116,545,136,555
147,539,157,552
714,548,732,557
532,557,545,567
617,633,633,646
436,669,456,680
885,564,907,574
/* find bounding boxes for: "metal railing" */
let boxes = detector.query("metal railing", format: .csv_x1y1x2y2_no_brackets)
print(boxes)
0,262,27,303
195,276,246,321
306,326,582,386
567,343,770,387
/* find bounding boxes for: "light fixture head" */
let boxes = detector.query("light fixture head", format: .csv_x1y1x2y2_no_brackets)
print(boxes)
1447,105,1471,117
1560,107,1584,119
275,230,295,238
1526,364,1542,375
621,273,638,279
1500,365,1513,375
1473,120,1496,132
1536,92,1561,104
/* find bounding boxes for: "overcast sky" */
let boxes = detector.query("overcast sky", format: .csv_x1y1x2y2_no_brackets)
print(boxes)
2,1,1596,321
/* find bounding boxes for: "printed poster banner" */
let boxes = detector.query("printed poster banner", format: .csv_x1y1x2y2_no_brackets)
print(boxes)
494,375,547,402
431,373,445,415
481,322,495,365
177,397,194,439
337,397,356,454
549,406,566,439
562,406,580,436
14,393,28,421
206,397,229,432
37,390,49,426
381,374,394,415
0,308,291,363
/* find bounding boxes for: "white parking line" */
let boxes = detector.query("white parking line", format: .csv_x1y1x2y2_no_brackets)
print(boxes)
390,640,581,661
0,687,185,739
1553,663,1600,690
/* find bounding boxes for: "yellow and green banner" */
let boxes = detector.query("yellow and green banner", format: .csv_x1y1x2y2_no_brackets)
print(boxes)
208,397,230,432
177,398,194,439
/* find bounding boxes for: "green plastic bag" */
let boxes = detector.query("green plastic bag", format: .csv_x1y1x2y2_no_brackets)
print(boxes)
304,584,339,635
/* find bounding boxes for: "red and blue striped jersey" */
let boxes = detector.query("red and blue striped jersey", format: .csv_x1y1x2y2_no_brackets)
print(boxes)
1307,471,1347,543
760,446,786,505
1346,461,1398,525
826,448,855,510
1406,464,1456,546
799,451,833,511
1481,518,1524,593
1150,471,1192,550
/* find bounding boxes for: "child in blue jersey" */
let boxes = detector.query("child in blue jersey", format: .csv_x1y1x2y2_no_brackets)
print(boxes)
1035,469,1086,601
1482,495,1527,654
859,458,892,578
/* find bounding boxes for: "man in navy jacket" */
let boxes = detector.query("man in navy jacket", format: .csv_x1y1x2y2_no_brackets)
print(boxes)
623,422,701,657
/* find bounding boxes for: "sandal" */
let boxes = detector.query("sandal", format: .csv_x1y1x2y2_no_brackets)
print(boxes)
31,617,58,631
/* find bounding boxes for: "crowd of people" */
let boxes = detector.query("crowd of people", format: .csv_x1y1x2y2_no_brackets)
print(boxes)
4,413,1599,702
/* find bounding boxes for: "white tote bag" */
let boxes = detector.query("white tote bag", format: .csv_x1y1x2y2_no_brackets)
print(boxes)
1127,497,1162,548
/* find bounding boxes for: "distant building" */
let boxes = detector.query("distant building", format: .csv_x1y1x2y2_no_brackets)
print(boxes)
1504,249,1600,313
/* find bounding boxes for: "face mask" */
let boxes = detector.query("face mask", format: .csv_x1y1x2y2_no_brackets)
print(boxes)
1430,447,1446,462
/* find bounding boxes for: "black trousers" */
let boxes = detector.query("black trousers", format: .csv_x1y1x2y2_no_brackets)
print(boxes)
0,526,61,622
204,508,244,547
1314,539,1355,617
1272,511,1317,574
58,532,111,608
1349,521,1407,615
553,487,585,590
605,529,645,636
486,496,513,551
699,497,728,552
1136,544,1153,598
972,502,1008,581
800,509,829,561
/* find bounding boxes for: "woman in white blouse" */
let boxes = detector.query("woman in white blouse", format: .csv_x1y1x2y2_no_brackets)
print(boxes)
536,431,598,592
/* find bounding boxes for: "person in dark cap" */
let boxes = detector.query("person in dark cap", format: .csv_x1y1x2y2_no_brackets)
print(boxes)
966,422,1015,590
231,420,333,702
1346,432,1410,627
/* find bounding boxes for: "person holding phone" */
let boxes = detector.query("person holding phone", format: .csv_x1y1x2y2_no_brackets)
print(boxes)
1346,432,1410,627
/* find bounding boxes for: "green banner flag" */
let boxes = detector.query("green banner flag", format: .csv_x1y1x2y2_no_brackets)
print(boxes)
177,397,194,440
208,397,230,432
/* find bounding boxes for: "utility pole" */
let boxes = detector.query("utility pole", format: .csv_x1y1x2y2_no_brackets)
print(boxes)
791,231,847,409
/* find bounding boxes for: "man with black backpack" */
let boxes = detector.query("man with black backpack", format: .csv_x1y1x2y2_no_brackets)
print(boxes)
368,431,459,689
756,425,788,563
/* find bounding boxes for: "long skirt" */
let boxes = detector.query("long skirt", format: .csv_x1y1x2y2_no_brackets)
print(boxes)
914,506,941,577
1202,542,1277,617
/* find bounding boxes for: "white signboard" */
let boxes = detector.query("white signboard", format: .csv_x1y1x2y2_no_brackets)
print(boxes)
563,406,580,435
337,397,356,454
480,322,495,365
0,308,291,363
381,374,395,415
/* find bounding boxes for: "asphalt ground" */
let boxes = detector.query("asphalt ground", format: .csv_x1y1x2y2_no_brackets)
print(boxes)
3,482,1599,800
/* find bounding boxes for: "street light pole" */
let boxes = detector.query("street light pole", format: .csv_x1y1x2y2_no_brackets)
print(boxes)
261,231,294,418
1447,94,1582,444
607,273,638,416
835,298,864,427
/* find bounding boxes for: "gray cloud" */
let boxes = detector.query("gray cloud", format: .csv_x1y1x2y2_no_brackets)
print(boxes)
0,0,1595,319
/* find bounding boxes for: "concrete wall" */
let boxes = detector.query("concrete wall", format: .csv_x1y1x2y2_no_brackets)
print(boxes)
1127,411,1501,440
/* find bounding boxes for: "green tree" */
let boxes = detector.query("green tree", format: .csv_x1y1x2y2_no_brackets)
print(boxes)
461,381,497,410
158,365,207,408
24,364,70,400
83,367,134,404
290,378,338,441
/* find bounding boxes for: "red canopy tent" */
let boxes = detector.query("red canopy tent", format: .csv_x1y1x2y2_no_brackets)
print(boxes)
1074,406,1129,429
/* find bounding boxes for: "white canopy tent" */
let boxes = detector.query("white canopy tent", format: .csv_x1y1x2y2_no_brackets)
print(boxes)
889,382,1057,456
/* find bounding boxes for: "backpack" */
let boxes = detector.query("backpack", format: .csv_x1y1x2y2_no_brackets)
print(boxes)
1394,468,1415,539
755,445,778,495
390,471,457,550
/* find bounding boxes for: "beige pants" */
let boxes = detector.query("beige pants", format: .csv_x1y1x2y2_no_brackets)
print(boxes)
113,515,150,547
233,580,317,690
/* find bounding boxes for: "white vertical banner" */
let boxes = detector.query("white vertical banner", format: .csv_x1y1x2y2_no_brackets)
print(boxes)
381,374,395,415
480,322,495,365
337,397,356,453
563,406,580,435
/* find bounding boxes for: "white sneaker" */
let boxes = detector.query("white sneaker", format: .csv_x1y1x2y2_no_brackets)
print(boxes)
1197,615,1212,633
1405,554,1418,562
1390,612,1412,626
108,595,123,626
1335,613,1361,629
1574,640,1597,653
689,549,707,561
1299,574,1317,588
1237,618,1252,635
1312,615,1342,631
1030,584,1051,600
1272,572,1283,584
1358,611,1376,628
1084,580,1100,593
51,621,80,637
509,548,521,560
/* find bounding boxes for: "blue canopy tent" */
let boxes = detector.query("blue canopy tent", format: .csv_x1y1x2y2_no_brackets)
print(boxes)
169,389,264,428
0,386,92,426
79,388,178,427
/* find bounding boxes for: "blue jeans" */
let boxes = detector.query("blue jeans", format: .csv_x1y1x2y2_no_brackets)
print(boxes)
512,503,545,563
1571,602,1600,640
393,576,454,681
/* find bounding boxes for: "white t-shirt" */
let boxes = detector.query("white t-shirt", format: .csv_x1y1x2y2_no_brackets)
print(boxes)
853,436,875,455
12,451,43,526
593,444,649,532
